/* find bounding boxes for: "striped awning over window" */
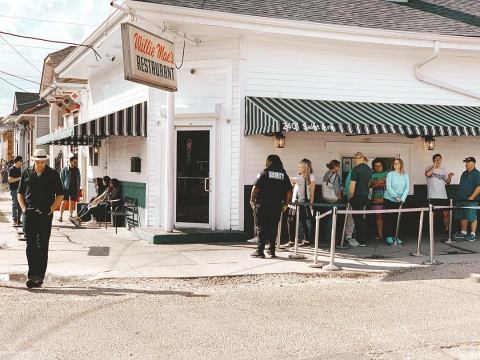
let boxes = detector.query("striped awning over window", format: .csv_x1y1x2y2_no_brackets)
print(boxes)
245,97,480,137
36,102,148,146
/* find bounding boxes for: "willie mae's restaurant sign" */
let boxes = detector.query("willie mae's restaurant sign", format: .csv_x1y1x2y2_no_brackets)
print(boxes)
121,23,177,92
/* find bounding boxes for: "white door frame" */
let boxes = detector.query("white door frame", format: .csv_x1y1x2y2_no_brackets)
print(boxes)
174,122,216,229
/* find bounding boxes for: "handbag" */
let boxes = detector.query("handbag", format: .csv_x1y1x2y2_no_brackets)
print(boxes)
322,172,339,203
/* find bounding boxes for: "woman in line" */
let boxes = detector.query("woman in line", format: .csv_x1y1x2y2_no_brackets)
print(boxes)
285,158,315,247
322,160,342,203
383,158,409,245
370,158,388,241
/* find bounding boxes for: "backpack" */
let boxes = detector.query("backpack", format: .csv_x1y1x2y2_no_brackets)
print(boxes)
322,172,339,203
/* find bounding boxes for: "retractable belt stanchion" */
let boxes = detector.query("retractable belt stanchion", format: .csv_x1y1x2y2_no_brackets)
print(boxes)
394,203,404,246
410,209,425,257
276,211,283,250
322,206,342,271
424,204,441,265
289,204,306,260
310,210,333,268
337,202,350,249
444,198,455,244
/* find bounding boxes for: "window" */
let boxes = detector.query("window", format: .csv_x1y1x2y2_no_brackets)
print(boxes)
89,147,99,166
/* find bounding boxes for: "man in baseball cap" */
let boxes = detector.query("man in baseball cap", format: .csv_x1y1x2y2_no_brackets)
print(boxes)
454,156,480,242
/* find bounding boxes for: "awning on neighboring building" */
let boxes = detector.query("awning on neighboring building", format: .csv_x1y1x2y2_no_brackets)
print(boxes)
37,102,148,146
245,97,480,137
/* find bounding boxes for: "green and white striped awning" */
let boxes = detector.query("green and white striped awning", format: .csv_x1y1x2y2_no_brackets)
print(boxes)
245,97,480,137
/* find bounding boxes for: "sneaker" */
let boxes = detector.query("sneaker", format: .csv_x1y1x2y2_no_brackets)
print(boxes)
299,240,310,247
280,241,295,249
85,219,98,226
57,217,63,222
26,278,43,289
453,232,466,240
465,233,477,242
386,236,394,245
250,250,265,258
395,238,403,246
267,249,276,258
70,217,81,228
357,241,367,247
247,237,258,244
348,238,361,247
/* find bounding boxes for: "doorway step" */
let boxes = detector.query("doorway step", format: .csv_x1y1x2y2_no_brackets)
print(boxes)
131,227,248,244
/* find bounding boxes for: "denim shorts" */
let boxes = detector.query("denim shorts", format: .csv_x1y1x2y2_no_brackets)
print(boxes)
455,201,478,222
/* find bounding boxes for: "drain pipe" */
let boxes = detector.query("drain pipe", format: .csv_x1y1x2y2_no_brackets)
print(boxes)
414,40,480,100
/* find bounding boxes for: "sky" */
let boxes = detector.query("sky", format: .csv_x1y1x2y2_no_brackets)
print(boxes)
0,0,112,117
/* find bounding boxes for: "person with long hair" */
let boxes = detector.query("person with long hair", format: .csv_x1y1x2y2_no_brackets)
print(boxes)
370,158,388,241
285,158,315,247
250,155,293,258
322,160,342,203
383,158,409,245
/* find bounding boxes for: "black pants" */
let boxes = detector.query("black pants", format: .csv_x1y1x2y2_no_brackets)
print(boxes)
351,196,368,243
287,205,312,243
384,199,401,238
255,202,282,252
78,203,108,222
22,211,53,281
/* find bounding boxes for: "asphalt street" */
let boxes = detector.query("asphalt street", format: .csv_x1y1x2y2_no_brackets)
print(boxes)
1,264,480,360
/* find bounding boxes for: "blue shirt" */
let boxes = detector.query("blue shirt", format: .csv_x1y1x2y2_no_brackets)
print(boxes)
457,168,480,201
384,171,409,203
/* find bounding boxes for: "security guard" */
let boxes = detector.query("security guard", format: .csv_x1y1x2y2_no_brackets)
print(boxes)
17,149,64,288
250,155,293,258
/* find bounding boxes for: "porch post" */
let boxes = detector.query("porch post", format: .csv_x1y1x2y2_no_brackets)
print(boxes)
165,92,175,232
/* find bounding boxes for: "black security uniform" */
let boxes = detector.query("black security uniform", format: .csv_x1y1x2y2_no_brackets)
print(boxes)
254,166,293,254
18,165,63,281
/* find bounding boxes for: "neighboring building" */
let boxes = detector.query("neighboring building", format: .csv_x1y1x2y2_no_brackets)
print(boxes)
37,0,480,236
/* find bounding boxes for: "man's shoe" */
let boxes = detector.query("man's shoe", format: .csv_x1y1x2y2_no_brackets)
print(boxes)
70,218,81,228
453,232,466,240
299,240,310,247
247,237,258,244
348,238,361,248
251,250,265,258
280,241,295,249
26,279,43,289
57,217,63,222
267,249,276,258
465,233,477,242
357,241,367,247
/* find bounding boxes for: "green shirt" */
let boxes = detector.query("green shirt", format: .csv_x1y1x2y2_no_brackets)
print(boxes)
370,171,387,204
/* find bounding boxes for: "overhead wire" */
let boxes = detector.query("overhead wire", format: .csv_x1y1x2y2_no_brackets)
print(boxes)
0,14,97,27
0,70,40,85
0,75,33,92
0,35,42,73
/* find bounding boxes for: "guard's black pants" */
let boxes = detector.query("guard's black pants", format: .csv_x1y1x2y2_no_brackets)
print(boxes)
351,196,368,243
255,202,282,253
287,206,312,243
22,211,53,281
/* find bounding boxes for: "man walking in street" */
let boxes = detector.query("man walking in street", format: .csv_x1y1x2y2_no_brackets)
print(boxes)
425,154,454,234
58,155,80,222
17,149,64,288
250,155,292,258
348,152,371,247
8,156,23,225
453,157,480,242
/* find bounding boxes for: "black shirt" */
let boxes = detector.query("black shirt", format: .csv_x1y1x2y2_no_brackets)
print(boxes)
351,163,372,199
8,166,21,191
254,166,293,203
18,165,63,213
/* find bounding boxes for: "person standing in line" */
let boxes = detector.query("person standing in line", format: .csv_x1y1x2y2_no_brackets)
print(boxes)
285,159,315,248
453,157,480,242
58,155,81,222
425,154,454,234
383,158,409,245
322,160,342,203
8,156,23,225
343,169,356,245
369,158,388,241
250,155,293,258
17,149,64,288
348,152,371,247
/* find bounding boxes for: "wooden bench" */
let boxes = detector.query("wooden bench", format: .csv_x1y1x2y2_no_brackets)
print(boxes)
107,197,139,234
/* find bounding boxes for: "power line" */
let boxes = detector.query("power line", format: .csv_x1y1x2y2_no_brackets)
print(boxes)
0,70,41,85
0,75,32,92
0,14,97,27
0,30,102,61
0,43,60,50
0,35,42,73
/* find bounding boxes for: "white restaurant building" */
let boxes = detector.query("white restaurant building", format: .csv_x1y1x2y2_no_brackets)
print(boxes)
37,0,480,239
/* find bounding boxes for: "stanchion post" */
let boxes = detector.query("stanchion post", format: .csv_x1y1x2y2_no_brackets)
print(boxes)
275,212,283,250
394,203,403,246
424,204,440,265
322,206,341,271
337,203,350,249
444,199,455,244
310,211,321,267
289,204,306,260
410,210,425,257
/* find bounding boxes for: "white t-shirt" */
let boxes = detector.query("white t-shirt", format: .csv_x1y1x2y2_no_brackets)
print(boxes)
292,174,316,202
426,166,448,199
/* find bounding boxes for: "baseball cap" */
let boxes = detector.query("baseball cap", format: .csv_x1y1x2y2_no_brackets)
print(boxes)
463,157,476,163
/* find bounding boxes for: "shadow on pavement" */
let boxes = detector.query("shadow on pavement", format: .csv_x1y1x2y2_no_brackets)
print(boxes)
381,262,480,282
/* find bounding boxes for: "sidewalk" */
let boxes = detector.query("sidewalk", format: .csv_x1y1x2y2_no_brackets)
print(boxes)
0,191,479,280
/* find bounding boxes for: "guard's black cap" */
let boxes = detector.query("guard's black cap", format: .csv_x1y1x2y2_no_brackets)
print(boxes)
463,157,476,163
